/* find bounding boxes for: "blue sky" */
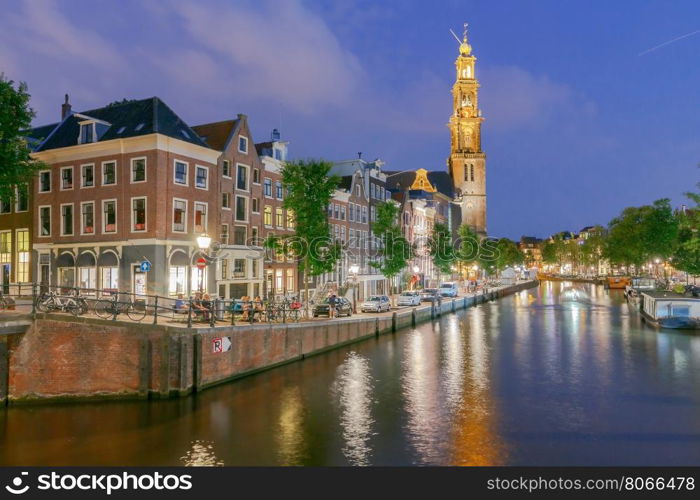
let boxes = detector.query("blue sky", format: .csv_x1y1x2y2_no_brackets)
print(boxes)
1,0,699,239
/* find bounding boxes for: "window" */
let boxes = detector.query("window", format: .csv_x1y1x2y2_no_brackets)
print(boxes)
349,203,354,222
235,196,247,222
81,202,94,235
79,267,96,291
131,158,146,183
275,269,283,290
233,226,246,246
79,123,95,144
275,149,283,161
174,160,188,185
103,200,117,233
362,206,367,223
222,160,231,178
340,206,346,220
238,136,248,153
194,202,207,232
470,164,475,182
252,197,260,213
39,206,51,236
221,224,229,245
15,185,28,212
264,178,272,197
173,199,187,232
102,161,116,185
0,198,10,213
61,204,74,236
195,166,208,189
327,203,333,217
168,266,186,296
39,170,51,192
236,164,248,191
222,192,231,209
221,259,228,281
253,168,260,184
334,204,339,219
355,185,360,196
61,166,73,190
81,164,94,188
101,267,119,290
276,207,283,227
349,228,355,248
287,210,295,229
16,229,29,282
341,226,346,243
371,206,375,222
132,197,146,232
275,181,283,199
251,226,259,245
264,205,272,226
233,258,246,278
286,268,294,291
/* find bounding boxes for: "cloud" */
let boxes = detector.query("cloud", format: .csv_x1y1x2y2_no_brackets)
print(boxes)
167,0,364,113
479,65,597,131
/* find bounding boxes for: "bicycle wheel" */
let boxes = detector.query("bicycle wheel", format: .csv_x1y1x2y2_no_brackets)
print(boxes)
126,303,146,321
67,300,81,317
94,300,115,319
36,297,51,313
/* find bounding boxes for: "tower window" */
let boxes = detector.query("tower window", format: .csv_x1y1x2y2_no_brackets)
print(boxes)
471,165,475,182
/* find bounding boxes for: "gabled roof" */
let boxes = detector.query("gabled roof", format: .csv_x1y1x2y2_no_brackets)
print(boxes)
26,97,210,152
338,175,353,191
385,169,454,198
191,119,239,151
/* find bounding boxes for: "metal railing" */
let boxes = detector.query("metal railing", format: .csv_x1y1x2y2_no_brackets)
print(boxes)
0,282,309,328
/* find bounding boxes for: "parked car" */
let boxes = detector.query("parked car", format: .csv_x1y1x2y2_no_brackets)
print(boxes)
313,297,353,317
398,291,421,306
438,282,458,297
420,288,440,302
361,295,391,313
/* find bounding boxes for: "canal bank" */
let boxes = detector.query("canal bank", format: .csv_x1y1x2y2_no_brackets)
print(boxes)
0,280,538,405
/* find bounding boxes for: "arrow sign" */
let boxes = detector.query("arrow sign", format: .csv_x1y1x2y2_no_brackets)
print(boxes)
212,336,232,354
140,260,151,272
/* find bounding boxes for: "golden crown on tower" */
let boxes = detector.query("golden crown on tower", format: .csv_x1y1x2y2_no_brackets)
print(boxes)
460,22,472,56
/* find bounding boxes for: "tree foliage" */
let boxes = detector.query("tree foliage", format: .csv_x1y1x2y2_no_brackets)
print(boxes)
0,77,44,202
428,222,454,275
370,202,412,282
673,186,700,275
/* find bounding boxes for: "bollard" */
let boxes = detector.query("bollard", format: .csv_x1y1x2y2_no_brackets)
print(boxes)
187,297,193,328
31,283,37,316
153,296,159,325
209,300,215,328
230,300,236,326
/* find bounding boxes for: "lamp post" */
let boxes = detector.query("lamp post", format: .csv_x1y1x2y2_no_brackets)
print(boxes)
349,264,359,313
196,233,212,292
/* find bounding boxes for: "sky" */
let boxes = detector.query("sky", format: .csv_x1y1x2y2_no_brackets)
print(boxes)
1,0,699,239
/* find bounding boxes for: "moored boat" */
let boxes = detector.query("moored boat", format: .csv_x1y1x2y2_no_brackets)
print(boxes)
606,276,631,289
639,291,700,330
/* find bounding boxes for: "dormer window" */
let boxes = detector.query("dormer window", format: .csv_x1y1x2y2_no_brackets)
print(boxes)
79,122,95,144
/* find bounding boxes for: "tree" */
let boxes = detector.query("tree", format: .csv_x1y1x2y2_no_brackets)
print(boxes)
495,238,524,273
370,201,412,300
580,226,606,274
541,240,557,266
281,159,341,312
0,77,44,203
428,222,454,276
673,186,700,277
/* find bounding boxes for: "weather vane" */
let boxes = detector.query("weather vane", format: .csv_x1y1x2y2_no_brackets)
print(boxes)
463,22,468,41
450,22,469,44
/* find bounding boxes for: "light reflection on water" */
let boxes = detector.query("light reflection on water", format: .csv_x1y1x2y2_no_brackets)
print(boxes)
2,282,700,466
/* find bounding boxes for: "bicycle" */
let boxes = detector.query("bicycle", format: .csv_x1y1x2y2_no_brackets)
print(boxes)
0,293,10,310
93,294,147,321
36,290,84,316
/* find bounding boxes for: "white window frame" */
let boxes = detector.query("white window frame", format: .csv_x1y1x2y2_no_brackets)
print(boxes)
38,170,52,193
131,196,147,233
222,192,231,210
130,157,147,184
14,185,28,213
172,198,188,233
263,178,272,198
252,197,260,214
60,203,74,236
81,163,95,189
173,159,189,186
222,159,232,179
60,166,74,191
252,168,260,185
194,201,208,233
101,160,117,186
234,195,248,223
236,163,249,192
102,199,118,234
38,205,51,237
80,201,95,236
238,135,248,154
195,165,209,190
78,121,96,144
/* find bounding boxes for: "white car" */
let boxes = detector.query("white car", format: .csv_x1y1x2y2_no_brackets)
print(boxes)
361,295,391,313
438,282,459,297
398,291,421,306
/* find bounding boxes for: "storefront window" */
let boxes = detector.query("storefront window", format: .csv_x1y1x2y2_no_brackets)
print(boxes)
101,267,118,291
169,266,187,295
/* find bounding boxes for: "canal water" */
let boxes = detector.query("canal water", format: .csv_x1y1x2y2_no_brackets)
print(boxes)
1,282,699,466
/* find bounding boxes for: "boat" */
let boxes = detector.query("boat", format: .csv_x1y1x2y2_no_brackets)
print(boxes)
624,277,658,307
606,276,631,289
639,291,700,330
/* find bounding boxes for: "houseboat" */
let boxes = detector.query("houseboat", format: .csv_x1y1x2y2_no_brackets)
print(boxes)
625,277,658,306
639,291,700,329
606,276,631,289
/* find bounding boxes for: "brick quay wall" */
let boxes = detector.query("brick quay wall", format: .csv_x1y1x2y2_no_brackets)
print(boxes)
0,280,538,405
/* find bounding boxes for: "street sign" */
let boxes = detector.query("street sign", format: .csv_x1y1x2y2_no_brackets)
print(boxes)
212,337,232,354
196,258,207,270
139,260,151,272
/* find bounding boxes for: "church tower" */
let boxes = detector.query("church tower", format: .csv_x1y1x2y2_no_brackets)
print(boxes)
448,23,487,235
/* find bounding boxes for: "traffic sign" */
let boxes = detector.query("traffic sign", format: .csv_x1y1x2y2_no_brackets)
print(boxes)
139,260,151,272
212,337,232,353
196,258,207,270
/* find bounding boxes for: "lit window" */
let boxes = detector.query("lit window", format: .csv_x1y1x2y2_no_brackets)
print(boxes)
194,202,207,232
131,158,146,183
173,199,187,232
132,198,146,231
264,205,272,226
276,207,283,227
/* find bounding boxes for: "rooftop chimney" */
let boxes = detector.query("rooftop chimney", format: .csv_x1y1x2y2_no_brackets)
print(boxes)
61,94,72,120
357,151,362,159
271,128,280,141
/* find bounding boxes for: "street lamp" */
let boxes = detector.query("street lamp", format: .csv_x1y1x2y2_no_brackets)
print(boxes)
196,233,212,293
349,264,360,313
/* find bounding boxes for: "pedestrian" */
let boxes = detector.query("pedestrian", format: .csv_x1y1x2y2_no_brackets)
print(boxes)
201,293,212,322
328,293,337,319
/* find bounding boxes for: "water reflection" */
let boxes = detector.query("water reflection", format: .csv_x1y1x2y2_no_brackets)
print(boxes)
331,352,375,466
180,440,223,466
276,386,307,465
